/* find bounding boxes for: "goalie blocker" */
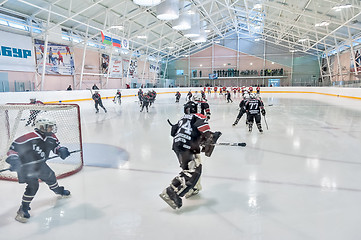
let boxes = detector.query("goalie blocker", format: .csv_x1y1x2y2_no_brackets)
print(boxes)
201,131,222,157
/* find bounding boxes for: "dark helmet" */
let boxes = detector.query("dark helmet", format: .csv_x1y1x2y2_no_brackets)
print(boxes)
184,101,198,114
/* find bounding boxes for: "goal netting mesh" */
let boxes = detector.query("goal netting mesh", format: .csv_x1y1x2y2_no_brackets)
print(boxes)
0,103,83,181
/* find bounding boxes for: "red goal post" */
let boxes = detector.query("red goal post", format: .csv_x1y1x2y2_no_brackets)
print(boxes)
0,103,83,181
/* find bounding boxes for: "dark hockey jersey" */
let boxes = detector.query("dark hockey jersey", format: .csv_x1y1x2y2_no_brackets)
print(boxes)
172,113,210,153
7,131,61,168
245,99,264,115
92,93,102,102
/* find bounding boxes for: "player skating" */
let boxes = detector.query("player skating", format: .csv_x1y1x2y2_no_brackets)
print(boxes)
92,90,107,113
245,93,266,132
194,96,211,119
175,91,181,102
5,118,71,223
138,89,143,106
113,89,122,105
226,90,233,103
140,93,150,112
187,90,192,101
159,101,221,209
232,93,249,126
25,98,44,127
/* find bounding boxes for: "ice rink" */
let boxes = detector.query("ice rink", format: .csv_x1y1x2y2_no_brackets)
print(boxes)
1,91,361,240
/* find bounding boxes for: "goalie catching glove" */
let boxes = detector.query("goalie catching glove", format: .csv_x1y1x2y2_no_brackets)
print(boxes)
57,147,70,160
201,131,222,157
6,155,21,172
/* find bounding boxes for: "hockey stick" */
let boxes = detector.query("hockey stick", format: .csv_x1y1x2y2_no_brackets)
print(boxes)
0,150,82,173
217,142,246,147
264,116,269,130
167,119,175,126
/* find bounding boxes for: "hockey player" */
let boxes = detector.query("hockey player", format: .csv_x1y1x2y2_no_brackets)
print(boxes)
26,98,44,127
256,86,260,95
92,90,107,113
113,89,122,105
159,101,221,209
226,90,233,103
138,89,144,106
140,94,150,112
175,91,181,102
195,97,211,120
5,118,71,223
149,90,157,106
245,93,266,132
232,93,248,126
187,90,192,101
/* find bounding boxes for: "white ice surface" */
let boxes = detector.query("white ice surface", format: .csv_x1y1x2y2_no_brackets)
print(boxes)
1,92,361,240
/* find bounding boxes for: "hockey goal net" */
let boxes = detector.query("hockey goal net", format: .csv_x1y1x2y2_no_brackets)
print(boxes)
0,103,83,181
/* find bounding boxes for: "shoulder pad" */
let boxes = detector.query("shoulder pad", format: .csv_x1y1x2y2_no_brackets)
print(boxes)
14,132,39,144
195,113,207,119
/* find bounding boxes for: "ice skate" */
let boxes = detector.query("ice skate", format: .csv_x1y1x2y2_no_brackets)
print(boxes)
159,188,182,209
232,119,239,126
15,205,30,223
185,188,201,199
185,181,202,199
54,186,71,198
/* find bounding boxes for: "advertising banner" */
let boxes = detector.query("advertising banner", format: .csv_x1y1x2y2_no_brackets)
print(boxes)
0,30,35,72
35,39,75,75
109,56,122,78
123,59,137,78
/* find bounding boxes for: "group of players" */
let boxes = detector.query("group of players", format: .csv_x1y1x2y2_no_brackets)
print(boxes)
4,86,266,223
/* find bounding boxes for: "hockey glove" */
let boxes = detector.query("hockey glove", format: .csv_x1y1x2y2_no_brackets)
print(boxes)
261,109,266,116
6,155,21,172
57,147,70,160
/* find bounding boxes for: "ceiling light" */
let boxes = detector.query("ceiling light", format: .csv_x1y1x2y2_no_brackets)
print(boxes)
172,12,191,30
183,12,200,38
298,38,308,42
110,25,124,30
133,0,161,6
254,4,262,9
137,35,147,39
192,29,207,43
332,4,352,11
254,38,260,41
157,0,179,21
204,29,211,33
315,21,329,27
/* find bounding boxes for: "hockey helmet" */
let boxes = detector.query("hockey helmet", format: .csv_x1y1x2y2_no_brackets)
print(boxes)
35,118,57,135
184,101,198,114
30,98,36,103
243,93,250,99
250,93,256,99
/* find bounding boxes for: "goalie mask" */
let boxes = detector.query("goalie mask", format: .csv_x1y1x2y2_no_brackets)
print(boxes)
35,118,57,135
184,101,198,114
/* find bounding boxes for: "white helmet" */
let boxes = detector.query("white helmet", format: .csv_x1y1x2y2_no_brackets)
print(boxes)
250,93,256,99
35,118,57,135
243,93,250,99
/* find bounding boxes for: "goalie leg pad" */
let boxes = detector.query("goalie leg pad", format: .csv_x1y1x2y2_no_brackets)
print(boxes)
171,164,202,198
159,187,182,209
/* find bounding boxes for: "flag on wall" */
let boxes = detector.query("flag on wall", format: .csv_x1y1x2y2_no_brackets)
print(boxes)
101,32,127,49
112,39,121,48
101,31,112,45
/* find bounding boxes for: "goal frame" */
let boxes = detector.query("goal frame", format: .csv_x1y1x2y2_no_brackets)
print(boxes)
0,103,84,181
